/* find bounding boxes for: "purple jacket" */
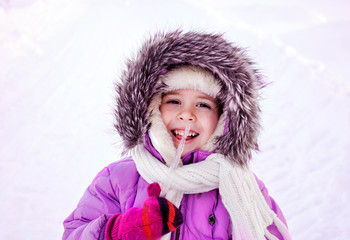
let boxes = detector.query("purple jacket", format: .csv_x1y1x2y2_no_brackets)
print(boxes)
63,137,287,240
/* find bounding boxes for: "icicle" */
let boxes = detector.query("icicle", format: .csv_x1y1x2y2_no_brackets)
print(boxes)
162,126,190,196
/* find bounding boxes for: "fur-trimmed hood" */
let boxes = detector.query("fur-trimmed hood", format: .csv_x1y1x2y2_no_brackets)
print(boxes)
114,30,263,166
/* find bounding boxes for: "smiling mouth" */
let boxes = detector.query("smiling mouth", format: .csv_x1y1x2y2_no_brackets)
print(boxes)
171,129,199,140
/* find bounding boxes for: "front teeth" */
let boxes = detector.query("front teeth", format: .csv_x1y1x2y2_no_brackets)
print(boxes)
174,130,185,136
174,130,197,137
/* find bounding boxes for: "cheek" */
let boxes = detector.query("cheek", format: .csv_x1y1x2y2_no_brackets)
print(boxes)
160,106,172,126
204,112,219,134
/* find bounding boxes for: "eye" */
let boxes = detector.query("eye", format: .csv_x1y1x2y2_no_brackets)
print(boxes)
166,100,181,105
197,103,211,109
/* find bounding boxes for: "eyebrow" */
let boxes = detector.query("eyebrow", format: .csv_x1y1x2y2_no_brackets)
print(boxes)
163,91,217,103
197,94,216,101
162,92,177,97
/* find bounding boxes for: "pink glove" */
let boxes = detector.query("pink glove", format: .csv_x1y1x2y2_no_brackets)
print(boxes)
105,182,183,240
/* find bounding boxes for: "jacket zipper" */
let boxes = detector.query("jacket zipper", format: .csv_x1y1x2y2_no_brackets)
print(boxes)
175,202,183,239
175,227,180,240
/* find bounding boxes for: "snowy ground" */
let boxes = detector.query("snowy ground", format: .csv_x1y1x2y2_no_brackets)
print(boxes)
1,0,349,239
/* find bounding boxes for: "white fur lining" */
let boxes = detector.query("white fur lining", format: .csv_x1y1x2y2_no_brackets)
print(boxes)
160,65,221,97
148,93,177,166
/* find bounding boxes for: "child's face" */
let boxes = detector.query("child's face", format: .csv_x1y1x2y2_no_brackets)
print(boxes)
160,89,220,157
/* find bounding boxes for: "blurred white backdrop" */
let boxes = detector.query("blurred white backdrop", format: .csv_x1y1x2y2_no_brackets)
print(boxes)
1,0,349,239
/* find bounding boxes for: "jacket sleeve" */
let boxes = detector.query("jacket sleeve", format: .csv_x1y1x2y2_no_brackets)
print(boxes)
255,175,289,240
63,165,121,240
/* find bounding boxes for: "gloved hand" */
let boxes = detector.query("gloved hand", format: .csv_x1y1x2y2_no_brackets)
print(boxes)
105,182,183,240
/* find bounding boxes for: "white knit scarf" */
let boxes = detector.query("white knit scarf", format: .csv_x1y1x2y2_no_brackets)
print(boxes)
132,145,292,240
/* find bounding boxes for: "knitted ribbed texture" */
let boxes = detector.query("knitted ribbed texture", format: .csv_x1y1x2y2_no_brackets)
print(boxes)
132,145,292,240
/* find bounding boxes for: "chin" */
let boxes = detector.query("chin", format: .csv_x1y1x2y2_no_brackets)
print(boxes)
181,147,197,157
180,149,190,157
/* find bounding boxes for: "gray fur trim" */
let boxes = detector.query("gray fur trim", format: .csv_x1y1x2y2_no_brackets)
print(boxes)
114,30,263,166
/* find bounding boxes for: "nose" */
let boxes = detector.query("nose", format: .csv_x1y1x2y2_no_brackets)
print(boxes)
177,107,196,122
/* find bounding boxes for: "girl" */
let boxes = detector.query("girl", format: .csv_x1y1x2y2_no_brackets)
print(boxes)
63,30,291,240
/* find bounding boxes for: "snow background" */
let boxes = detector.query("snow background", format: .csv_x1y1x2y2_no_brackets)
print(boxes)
1,0,349,239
